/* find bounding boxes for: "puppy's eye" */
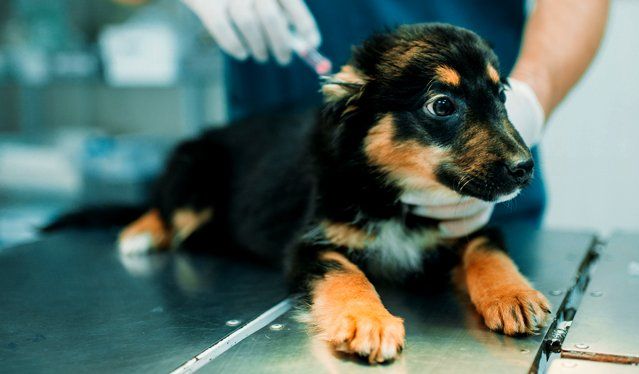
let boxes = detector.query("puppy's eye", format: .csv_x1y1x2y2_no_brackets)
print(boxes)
425,95,456,117
498,87,507,103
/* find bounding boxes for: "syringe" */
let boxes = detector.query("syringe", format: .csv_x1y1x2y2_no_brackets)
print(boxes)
290,34,333,76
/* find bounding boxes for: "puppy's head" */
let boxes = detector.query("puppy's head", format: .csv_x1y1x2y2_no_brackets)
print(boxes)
322,24,533,202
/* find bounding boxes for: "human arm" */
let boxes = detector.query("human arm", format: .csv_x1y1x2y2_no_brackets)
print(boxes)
511,0,609,118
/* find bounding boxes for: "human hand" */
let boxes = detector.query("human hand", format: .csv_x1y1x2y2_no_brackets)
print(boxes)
505,78,546,147
401,191,494,239
181,0,321,65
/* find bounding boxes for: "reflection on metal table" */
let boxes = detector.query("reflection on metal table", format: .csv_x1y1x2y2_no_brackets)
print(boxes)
203,224,595,374
1,224,638,373
561,233,639,366
0,230,288,372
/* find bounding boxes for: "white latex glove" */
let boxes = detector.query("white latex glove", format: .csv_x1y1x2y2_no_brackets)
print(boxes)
403,79,545,238
181,0,321,65
505,78,546,147
401,191,494,238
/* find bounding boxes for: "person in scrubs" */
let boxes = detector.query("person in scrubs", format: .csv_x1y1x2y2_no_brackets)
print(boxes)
181,0,609,237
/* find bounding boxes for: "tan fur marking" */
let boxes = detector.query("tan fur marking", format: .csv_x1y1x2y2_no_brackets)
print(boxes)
120,209,170,249
487,64,500,84
322,65,366,102
172,208,213,240
312,251,405,363
382,40,430,72
364,114,448,190
457,126,499,177
462,237,551,335
322,221,373,250
435,65,461,86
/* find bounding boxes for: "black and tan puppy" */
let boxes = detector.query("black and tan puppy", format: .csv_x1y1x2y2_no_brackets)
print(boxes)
119,24,550,363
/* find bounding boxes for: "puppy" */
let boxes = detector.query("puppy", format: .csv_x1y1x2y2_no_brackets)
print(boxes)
119,24,550,363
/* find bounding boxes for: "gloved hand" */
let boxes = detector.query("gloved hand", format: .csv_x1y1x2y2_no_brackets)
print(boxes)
181,0,321,65
505,78,546,147
404,78,545,238
401,192,494,238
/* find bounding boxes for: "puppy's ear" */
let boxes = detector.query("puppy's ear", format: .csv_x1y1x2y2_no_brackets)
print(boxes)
320,65,366,103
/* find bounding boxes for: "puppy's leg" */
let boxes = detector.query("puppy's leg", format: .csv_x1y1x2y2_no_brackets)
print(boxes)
119,205,214,257
119,138,221,255
460,235,551,335
297,250,405,363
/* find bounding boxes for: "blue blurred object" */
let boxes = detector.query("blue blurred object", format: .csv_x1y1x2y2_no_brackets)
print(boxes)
80,135,172,204
3,0,85,85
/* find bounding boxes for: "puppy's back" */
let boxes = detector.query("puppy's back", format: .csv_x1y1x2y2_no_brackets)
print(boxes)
201,108,318,262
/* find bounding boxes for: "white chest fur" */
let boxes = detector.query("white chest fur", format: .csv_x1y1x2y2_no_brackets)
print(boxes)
363,219,440,278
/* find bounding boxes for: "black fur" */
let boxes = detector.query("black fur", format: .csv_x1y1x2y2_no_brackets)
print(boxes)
41,205,146,232
41,25,546,360
139,24,534,292
48,24,534,306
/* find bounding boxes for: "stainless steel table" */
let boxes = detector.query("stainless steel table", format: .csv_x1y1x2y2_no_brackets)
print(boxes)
203,225,595,374
1,225,638,373
0,230,288,372
561,233,639,366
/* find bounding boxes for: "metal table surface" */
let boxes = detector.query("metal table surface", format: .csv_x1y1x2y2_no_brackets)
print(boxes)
548,358,639,374
0,230,288,373
6,224,638,373
561,232,639,365
204,225,596,374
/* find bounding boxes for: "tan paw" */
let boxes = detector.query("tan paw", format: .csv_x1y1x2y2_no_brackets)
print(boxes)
475,287,551,335
119,209,170,256
324,308,405,364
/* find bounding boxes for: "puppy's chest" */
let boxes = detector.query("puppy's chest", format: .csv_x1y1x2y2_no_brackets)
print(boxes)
359,220,441,277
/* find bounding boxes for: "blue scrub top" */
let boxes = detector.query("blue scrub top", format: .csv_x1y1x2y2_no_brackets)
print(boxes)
225,0,545,222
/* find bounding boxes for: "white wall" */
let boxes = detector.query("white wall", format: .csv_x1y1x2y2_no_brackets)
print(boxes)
540,0,639,234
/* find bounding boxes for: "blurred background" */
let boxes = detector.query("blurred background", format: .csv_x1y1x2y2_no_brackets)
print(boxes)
0,0,637,248
0,0,228,247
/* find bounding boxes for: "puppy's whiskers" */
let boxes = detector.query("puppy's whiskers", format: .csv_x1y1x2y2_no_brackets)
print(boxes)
457,173,476,194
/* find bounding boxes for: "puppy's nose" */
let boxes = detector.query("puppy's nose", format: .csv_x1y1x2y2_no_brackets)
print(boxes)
504,159,534,184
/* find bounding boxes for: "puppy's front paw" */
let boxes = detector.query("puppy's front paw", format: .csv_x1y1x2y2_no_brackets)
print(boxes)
322,307,405,364
475,287,551,335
